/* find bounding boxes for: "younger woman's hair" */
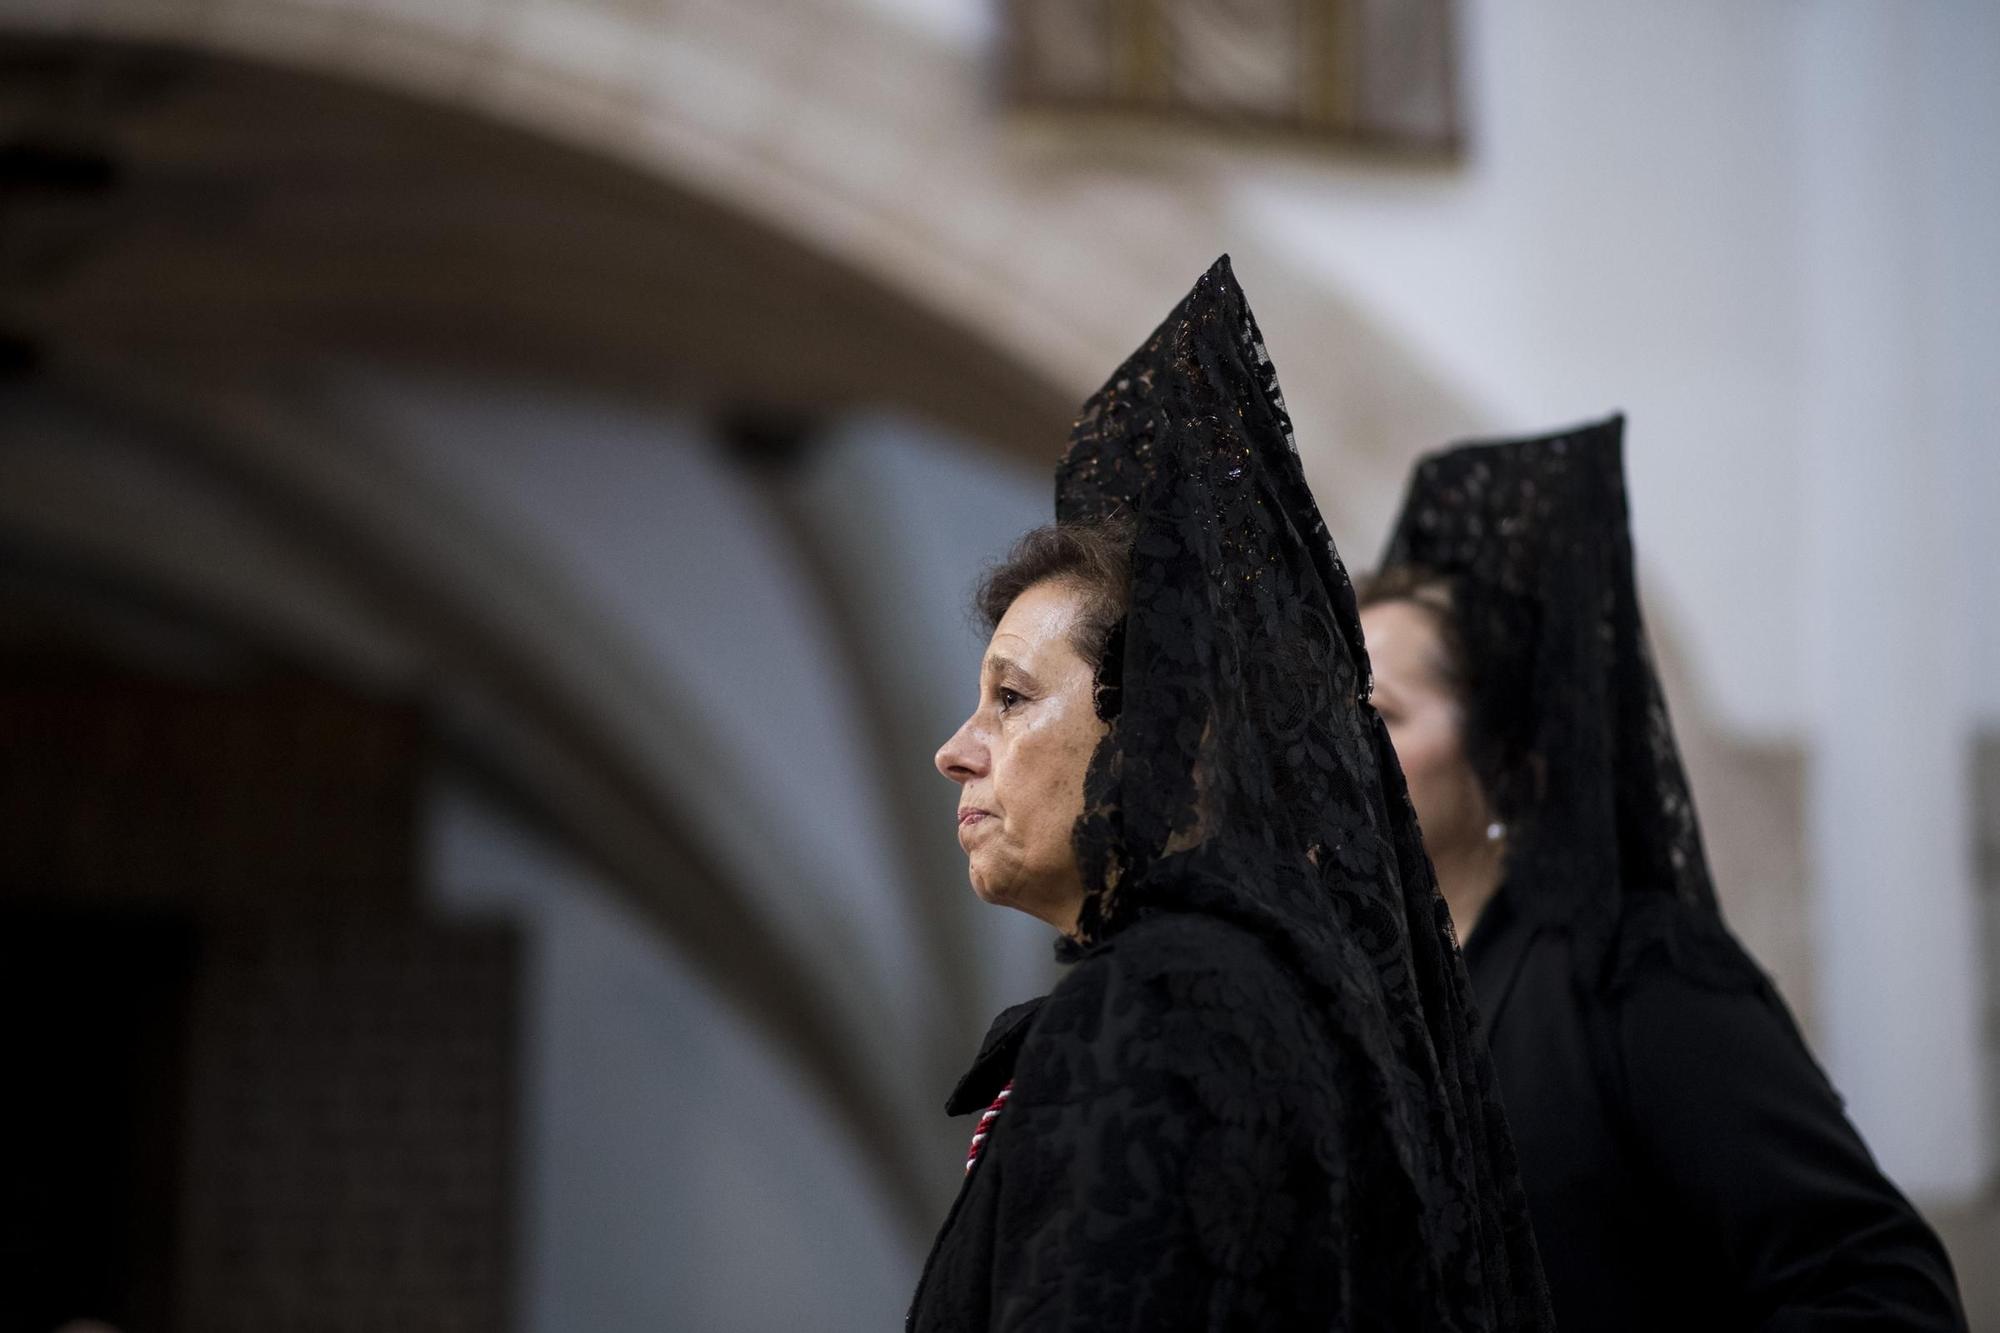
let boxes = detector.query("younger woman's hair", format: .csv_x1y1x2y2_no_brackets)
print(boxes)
1358,565,1538,830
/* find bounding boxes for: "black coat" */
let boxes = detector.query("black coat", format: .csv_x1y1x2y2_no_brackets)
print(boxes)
1464,886,1966,1332
907,910,1514,1332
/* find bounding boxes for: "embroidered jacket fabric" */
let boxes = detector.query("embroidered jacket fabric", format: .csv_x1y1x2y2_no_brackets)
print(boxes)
908,257,1554,1331
1378,419,1761,994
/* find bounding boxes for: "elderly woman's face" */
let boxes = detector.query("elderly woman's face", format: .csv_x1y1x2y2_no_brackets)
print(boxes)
934,579,1107,936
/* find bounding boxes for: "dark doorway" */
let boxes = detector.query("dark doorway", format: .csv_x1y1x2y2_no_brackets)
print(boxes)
0,909,195,1333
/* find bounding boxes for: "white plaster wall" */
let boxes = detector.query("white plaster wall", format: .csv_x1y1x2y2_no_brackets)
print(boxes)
1237,2,1809,738
797,412,1065,1015
327,366,1059,1012
1792,0,1993,1199
1914,2,2000,727
331,371,930,1014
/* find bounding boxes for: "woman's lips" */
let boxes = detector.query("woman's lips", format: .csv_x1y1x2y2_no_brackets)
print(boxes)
958,808,993,829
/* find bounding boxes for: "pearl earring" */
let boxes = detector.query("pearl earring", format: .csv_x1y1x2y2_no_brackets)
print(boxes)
1485,821,1506,843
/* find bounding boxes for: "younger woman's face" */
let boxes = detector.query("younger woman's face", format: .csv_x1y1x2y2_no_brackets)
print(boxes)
1361,599,1494,864
934,579,1108,935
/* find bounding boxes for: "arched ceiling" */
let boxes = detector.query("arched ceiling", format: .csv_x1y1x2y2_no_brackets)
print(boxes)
0,36,1077,458
1,1,1488,534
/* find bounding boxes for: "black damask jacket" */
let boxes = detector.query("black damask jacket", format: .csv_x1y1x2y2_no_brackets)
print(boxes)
907,910,1472,1333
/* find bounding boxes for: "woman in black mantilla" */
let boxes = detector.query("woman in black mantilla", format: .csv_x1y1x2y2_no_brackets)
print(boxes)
907,258,1554,1331
1362,416,1966,1331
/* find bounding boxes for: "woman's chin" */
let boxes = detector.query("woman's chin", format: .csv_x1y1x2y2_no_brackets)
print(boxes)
966,863,1015,909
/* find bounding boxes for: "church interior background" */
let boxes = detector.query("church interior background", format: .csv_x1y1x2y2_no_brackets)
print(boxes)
1,0,1996,1327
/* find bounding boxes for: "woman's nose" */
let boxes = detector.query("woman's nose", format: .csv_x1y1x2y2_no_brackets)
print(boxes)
935,716,986,783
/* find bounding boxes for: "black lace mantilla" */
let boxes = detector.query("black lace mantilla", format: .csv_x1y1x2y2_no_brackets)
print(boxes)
908,257,1553,1331
1380,417,1763,994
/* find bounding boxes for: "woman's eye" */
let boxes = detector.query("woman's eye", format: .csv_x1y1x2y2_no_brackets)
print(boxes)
996,688,1025,714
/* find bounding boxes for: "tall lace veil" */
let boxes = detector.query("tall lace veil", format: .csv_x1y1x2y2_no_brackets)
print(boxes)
1055,256,1551,1328
1380,416,1760,993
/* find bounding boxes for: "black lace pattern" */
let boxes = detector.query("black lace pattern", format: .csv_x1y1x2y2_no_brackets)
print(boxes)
1379,418,1762,993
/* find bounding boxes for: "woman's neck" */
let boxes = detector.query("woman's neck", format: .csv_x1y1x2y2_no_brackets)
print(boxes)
1431,836,1507,944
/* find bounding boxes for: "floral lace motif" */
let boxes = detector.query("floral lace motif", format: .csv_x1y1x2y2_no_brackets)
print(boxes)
1380,419,1761,994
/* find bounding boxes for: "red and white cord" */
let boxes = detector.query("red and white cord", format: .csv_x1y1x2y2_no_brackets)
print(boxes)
964,1081,1013,1174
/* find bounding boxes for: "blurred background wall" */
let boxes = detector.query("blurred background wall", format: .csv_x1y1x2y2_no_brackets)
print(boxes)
0,0,1994,1328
